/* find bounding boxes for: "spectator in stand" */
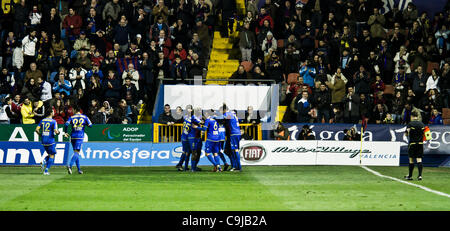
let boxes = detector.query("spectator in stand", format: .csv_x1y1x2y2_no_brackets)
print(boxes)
239,21,256,62
24,62,43,84
368,8,386,42
122,63,140,91
401,102,422,125
52,71,71,98
37,76,52,105
114,18,131,53
21,78,40,102
170,55,187,83
342,86,360,124
20,97,35,124
169,43,187,62
158,104,176,125
293,90,313,123
0,97,17,124
63,8,83,44
426,68,441,93
229,65,250,85
372,103,389,124
242,106,261,124
353,65,371,95
391,91,405,124
326,68,347,108
69,63,87,93
313,82,331,123
53,99,66,124
103,70,121,107
428,108,443,125
410,65,426,98
102,0,121,23
121,76,139,107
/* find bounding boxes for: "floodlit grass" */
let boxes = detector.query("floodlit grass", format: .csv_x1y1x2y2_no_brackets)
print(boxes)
0,166,449,211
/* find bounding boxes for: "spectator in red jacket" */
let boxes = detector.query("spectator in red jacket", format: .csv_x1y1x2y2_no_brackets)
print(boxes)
63,8,83,41
169,42,187,62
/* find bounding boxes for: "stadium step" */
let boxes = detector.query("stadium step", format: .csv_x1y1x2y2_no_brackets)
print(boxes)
205,0,245,84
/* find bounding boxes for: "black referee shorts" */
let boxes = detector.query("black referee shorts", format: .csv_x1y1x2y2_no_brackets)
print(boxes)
408,143,424,158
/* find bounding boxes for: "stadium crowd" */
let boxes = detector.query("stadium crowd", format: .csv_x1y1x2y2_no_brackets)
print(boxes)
0,0,218,124
231,0,449,125
0,0,449,127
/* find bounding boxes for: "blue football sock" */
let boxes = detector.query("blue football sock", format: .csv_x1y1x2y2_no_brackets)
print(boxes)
218,152,228,165
45,157,54,172
235,150,241,170
70,152,81,171
184,154,190,170
214,155,221,166
191,160,197,171
206,154,217,166
228,153,235,168
178,153,186,166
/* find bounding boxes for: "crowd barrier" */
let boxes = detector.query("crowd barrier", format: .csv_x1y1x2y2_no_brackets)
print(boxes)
0,124,152,142
153,123,262,143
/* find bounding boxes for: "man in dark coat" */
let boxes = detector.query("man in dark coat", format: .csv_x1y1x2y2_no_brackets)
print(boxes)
217,0,237,37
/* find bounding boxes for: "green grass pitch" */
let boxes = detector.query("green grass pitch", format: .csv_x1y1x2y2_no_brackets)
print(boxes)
0,165,449,211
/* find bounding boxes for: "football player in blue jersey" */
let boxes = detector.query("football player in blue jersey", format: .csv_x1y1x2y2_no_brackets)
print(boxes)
221,103,242,171
189,107,203,172
64,105,92,174
35,109,60,175
194,109,222,172
177,104,194,171
214,110,230,171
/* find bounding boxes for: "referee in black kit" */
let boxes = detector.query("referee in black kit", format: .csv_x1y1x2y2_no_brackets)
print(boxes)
404,111,425,181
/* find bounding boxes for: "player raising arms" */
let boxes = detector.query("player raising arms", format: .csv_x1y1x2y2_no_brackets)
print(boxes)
221,104,242,171
35,109,60,175
194,109,222,172
64,105,92,174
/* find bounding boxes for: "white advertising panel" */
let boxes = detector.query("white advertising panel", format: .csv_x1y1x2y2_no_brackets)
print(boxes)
240,141,317,166
240,140,400,166
164,85,271,111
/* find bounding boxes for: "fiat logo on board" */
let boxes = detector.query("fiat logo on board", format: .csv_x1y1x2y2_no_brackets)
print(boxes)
241,144,267,162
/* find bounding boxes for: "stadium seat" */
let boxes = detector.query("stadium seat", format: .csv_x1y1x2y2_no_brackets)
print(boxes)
384,85,395,95
443,108,450,119
241,61,253,72
287,73,299,84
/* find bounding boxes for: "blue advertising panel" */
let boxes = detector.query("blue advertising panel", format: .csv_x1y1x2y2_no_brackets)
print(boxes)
284,124,450,156
72,142,212,167
0,142,70,166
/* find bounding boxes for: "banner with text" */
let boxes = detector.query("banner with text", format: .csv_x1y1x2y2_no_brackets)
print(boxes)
0,124,152,142
240,140,400,166
0,142,69,165
284,124,450,156
72,142,210,167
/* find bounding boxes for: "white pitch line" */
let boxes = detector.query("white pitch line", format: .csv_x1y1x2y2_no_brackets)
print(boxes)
361,166,450,198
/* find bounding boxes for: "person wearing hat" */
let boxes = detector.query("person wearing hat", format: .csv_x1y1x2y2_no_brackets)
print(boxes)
73,30,91,52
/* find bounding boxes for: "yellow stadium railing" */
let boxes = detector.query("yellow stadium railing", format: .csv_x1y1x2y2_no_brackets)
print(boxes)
153,123,262,143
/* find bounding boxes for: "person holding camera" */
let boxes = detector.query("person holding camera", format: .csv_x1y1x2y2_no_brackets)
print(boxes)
297,125,315,140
